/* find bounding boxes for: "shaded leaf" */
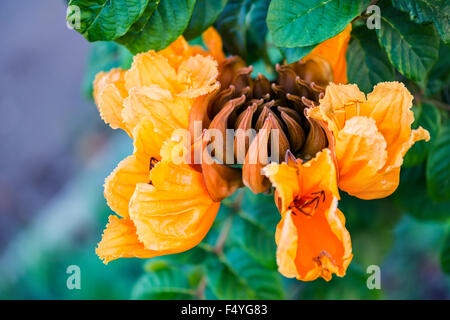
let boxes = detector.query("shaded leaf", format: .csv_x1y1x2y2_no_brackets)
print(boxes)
131,265,195,299
404,102,441,166
376,3,440,81
280,45,317,63
392,0,449,44
347,26,395,93
68,0,150,41
206,248,284,299
426,42,450,95
215,0,270,61
426,119,450,201
395,165,450,222
183,0,228,40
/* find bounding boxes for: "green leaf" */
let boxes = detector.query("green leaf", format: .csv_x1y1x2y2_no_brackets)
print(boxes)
117,0,196,54
280,44,317,63
426,42,450,95
392,0,450,45
404,102,441,166
266,0,368,48
131,265,195,299
215,0,270,62
206,248,284,299
114,0,160,48
376,4,440,81
230,214,277,269
68,0,150,41
395,165,450,222
440,225,450,274
426,120,450,201
347,26,395,93
183,0,227,40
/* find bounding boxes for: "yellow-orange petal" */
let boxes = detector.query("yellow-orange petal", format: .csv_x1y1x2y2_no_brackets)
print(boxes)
275,213,299,278
132,116,173,162
202,27,226,63
158,36,194,69
96,215,158,264
306,24,352,84
122,85,192,135
104,155,149,218
93,68,130,135
311,83,367,134
177,55,220,98
335,116,389,198
299,149,340,200
263,162,300,214
129,159,219,253
124,51,183,93
363,81,430,168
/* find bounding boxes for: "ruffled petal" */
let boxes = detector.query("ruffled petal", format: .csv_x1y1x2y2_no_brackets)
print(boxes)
122,85,192,135
335,116,391,199
310,83,367,134
93,68,130,134
129,159,219,254
363,82,430,169
124,51,183,93
104,155,149,218
96,215,157,264
177,55,220,98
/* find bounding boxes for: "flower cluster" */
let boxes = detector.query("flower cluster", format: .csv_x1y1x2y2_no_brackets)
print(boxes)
94,27,429,282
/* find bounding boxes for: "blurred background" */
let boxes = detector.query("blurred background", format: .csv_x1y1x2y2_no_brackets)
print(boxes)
0,1,449,300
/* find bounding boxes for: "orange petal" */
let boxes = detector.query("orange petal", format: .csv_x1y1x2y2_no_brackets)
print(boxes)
124,51,182,93
310,83,367,134
276,199,352,281
104,155,150,218
202,27,226,63
122,85,192,135
299,149,340,200
93,68,130,135
158,36,194,69
96,215,158,264
335,116,391,199
177,55,220,98
306,24,352,84
363,82,430,169
263,162,300,214
129,158,219,253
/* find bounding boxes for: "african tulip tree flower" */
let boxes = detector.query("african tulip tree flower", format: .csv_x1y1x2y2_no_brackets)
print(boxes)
308,82,430,200
94,28,224,263
91,22,427,285
263,149,352,281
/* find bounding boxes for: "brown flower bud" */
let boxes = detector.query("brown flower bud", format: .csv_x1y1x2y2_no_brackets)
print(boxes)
190,54,333,196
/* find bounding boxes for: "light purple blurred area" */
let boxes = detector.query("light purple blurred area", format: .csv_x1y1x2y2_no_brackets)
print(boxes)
0,1,107,251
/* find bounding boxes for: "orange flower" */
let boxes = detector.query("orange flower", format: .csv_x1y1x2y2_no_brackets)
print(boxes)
308,82,430,200
304,24,352,84
263,149,352,281
94,28,224,263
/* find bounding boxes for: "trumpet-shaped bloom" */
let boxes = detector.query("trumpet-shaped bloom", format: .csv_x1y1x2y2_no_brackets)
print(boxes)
94,28,224,263
308,82,430,199
263,149,352,281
